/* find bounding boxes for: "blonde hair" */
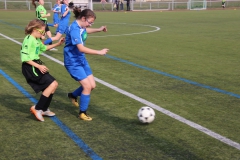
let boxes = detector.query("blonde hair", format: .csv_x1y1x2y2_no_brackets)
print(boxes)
25,19,45,35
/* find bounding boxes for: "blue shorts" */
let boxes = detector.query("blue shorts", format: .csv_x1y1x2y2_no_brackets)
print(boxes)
53,17,60,25
56,24,68,34
65,62,93,81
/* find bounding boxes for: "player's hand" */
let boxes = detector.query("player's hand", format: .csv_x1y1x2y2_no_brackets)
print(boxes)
41,35,46,40
98,48,109,55
100,26,107,32
38,65,49,74
46,13,51,16
58,37,65,45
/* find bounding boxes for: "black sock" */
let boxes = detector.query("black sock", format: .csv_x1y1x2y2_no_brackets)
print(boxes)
43,94,53,111
35,94,48,111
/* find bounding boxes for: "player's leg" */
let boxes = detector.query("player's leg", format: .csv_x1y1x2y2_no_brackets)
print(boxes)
78,77,93,121
68,86,82,107
31,77,58,121
41,80,58,116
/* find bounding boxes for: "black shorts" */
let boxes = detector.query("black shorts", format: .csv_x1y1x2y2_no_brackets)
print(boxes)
22,60,55,93
40,19,50,32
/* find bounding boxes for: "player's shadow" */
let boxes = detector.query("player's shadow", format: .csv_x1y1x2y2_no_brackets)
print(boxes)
0,87,79,121
88,104,204,160
0,93,37,121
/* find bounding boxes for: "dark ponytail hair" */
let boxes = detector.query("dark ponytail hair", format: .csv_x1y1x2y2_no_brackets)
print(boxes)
72,7,96,20
68,1,74,8
32,0,38,8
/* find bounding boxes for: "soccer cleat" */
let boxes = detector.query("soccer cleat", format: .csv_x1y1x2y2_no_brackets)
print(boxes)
49,48,58,51
67,93,79,107
42,109,55,117
79,113,92,121
30,106,44,122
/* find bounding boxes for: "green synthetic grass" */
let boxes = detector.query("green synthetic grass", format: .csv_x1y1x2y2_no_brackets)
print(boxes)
0,10,240,159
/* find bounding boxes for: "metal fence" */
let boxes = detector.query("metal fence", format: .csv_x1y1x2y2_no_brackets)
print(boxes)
0,0,240,10
0,0,52,10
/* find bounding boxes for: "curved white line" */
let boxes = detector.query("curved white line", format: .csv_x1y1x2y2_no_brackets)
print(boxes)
89,22,160,37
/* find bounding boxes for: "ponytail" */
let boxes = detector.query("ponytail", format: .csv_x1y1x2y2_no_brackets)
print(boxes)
32,0,37,8
73,8,96,20
72,6,82,19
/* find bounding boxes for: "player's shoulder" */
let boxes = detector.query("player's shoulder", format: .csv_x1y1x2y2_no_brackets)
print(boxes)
61,4,67,8
23,35,39,46
70,21,80,29
37,5,45,11
37,5,44,9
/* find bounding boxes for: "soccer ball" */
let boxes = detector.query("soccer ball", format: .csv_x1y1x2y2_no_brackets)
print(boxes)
137,106,155,123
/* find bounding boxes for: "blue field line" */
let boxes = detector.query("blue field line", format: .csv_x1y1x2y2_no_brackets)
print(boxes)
105,54,240,99
0,20,24,29
1,20,240,99
0,69,102,160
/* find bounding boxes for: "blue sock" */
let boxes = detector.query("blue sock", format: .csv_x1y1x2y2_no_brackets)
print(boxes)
80,94,90,111
44,38,52,45
48,23,54,27
72,86,83,97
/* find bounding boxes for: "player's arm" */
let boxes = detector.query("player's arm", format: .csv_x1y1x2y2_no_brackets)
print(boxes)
52,9,58,13
62,6,69,17
45,37,65,50
76,44,108,55
40,11,50,18
86,26,107,34
25,60,49,74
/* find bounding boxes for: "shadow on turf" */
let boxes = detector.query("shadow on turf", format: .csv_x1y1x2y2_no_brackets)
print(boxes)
0,88,203,159
88,104,204,160
0,87,80,121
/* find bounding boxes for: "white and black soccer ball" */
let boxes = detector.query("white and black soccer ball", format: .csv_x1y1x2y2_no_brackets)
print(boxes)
137,106,155,123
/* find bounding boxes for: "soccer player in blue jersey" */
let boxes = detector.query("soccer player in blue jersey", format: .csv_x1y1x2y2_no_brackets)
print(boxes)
44,0,73,45
48,0,61,28
64,7,109,121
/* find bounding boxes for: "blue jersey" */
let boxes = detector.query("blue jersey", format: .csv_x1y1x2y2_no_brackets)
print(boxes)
64,20,88,66
53,4,61,12
52,4,60,24
60,4,71,25
56,4,71,34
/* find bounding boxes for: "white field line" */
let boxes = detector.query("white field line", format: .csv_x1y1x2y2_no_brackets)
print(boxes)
89,23,160,37
0,22,160,39
1,32,240,151
0,38,23,39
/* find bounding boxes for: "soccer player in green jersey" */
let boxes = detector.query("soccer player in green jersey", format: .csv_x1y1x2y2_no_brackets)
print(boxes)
20,19,65,122
32,0,58,50
222,0,226,8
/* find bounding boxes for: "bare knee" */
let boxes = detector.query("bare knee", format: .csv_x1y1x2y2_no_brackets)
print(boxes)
84,85,92,92
91,84,96,90
82,84,95,94
51,80,58,90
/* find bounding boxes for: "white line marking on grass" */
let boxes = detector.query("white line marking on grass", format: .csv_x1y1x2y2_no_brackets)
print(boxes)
0,38,23,39
89,23,160,37
1,32,240,151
